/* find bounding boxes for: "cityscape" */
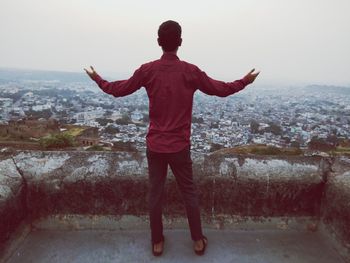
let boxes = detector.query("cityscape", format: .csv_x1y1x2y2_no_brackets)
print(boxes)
0,68,349,154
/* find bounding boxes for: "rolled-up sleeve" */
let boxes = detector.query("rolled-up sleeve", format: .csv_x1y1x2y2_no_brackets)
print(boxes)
194,66,248,97
92,65,144,97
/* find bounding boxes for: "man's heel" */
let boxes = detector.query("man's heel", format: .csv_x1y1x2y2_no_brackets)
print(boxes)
194,235,208,256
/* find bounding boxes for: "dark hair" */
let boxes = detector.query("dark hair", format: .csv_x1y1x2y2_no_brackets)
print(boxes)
158,20,182,52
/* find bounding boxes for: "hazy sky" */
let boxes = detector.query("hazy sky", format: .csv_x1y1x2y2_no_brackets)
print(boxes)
1,0,349,86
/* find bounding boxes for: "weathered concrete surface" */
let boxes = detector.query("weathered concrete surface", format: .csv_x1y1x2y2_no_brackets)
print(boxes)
8,150,326,221
11,151,148,220
6,228,346,263
29,214,320,232
0,150,349,261
0,154,26,254
321,156,350,260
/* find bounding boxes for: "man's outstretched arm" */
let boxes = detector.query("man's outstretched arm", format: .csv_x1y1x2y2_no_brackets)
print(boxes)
195,68,260,97
84,66,144,97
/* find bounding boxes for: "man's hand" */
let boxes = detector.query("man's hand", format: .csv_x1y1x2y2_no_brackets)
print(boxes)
84,66,98,80
243,68,260,85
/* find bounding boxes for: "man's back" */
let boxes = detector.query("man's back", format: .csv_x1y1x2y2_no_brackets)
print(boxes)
90,52,250,153
141,53,199,153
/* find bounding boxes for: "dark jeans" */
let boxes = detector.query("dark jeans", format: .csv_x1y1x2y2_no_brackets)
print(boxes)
146,145,204,244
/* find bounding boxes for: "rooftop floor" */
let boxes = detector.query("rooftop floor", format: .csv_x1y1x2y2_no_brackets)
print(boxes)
5,228,344,263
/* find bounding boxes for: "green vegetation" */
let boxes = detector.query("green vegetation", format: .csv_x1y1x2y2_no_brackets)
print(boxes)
112,141,137,152
249,120,282,135
61,126,86,137
250,119,259,133
212,143,350,157
142,113,149,123
115,114,131,125
95,117,114,126
85,144,106,151
330,147,350,156
210,143,224,152
104,125,120,134
0,134,12,140
213,144,303,156
308,136,336,151
24,108,52,119
192,116,204,124
39,133,75,149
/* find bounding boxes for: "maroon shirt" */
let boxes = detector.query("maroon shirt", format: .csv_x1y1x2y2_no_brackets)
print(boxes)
92,53,249,153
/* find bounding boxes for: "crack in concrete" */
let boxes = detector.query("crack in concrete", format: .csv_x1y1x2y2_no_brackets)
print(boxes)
320,157,335,183
10,156,28,214
10,157,26,183
266,173,270,197
212,177,215,223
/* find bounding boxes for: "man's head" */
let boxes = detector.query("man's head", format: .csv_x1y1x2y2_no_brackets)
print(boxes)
158,20,182,52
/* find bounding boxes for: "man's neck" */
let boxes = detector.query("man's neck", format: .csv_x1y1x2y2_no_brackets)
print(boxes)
162,50,178,56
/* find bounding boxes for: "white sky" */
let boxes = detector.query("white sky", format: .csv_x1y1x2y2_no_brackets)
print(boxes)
1,0,349,85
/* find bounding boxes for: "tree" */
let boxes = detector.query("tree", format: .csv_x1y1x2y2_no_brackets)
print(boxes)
326,134,338,147
25,109,52,119
115,114,131,125
112,141,137,152
103,110,114,117
210,143,224,152
192,116,204,124
250,119,259,134
86,145,105,151
100,104,114,109
290,140,300,148
104,125,120,134
265,122,282,135
308,136,335,151
210,122,219,129
142,113,149,123
95,118,114,126
39,133,75,149
282,136,291,144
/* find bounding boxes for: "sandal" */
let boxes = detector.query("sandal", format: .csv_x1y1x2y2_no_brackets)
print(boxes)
194,235,208,256
152,235,165,256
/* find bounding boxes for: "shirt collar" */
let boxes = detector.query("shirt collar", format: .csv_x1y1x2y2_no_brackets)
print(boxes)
161,53,179,61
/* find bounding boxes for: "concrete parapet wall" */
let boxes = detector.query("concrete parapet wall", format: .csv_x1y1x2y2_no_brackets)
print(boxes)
7,151,325,218
0,154,26,254
321,156,350,257
0,150,349,259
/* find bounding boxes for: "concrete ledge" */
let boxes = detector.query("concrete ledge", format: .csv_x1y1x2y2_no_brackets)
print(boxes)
10,151,326,220
321,156,350,259
0,155,26,254
0,150,349,261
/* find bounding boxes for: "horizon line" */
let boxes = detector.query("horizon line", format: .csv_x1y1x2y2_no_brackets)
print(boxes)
1,66,350,88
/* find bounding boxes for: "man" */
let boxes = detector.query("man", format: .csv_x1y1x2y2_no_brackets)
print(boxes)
85,20,259,257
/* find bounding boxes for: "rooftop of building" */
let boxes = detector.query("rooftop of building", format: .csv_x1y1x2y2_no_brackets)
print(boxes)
1,149,349,262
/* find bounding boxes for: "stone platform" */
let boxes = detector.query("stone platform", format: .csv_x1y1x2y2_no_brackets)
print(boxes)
6,228,344,263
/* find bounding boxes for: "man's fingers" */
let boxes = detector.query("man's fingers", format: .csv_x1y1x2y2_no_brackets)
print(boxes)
84,68,91,75
90,66,95,72
246,68,256,76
